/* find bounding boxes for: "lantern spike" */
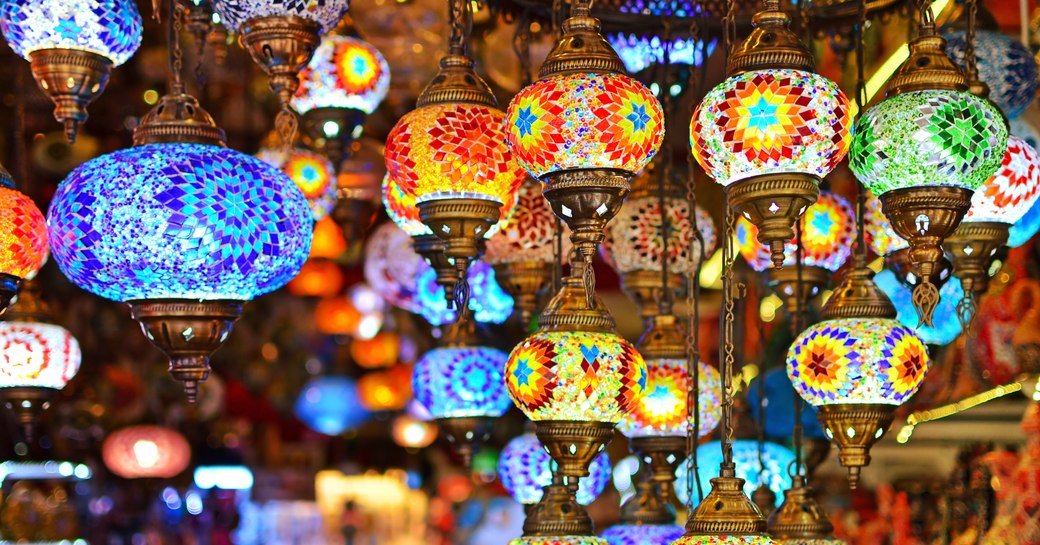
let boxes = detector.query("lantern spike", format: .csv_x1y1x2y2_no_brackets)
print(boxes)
911,279,939,327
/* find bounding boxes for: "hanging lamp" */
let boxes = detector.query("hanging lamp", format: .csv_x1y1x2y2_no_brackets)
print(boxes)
690,0,852,269
331,138,384,245
864,191,954,289
0,167,48,316
849,0,1007,326
767,475,846,545
211,0,349,145
0,0,143,143
46,4,312,401
498,430,612,508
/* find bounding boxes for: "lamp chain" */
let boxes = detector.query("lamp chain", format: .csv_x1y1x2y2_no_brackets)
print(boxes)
513,12,533,88
965,0,979,83
168,0,186,95
917,0,935,37
721,192,738,470
853,0,867,261
684,6,705,506
658,18,673,317
724,0,737,56
792,220,805,478
447,0,473,57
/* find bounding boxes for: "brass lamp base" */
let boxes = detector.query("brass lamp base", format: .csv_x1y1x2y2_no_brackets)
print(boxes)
419,198,500,312
683,464,768,536
816,403,896,488
413,234,456,307
301,107,367,166
0,273,22,317
331,197,377,248
524,420,614,536
767,476,836,540
726,173,820,269
767,265,831,330
492,261,554,325
621,269,685,322
240,15,322,145
128,299,243,403
28,48,113,143
943,221,1010,330
632,435,686,507
885,247,953,289
879,186,973,327
436,416,495,468
0,386,56,443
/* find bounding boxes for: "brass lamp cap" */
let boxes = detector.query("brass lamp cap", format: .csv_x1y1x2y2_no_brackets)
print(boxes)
133,92,227,147
821,261,897,320
886,35,968,96
4,279,54,324
637,314,686,360
416,54,497,109
767,476,835,539
727,6,815,76
538,266,617,333
684,466,768,536
538,14,626,78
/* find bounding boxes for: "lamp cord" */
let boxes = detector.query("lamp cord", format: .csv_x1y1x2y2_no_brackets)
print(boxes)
965,0,979,84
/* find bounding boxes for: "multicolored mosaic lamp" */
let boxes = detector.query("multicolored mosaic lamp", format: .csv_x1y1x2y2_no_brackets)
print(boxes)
499,431,612,507
691,1,852,270
211,0,349,144
0,0,143,143
413,319,511,465
849,5,1007,326
504,0,663,307
362,222,424,314
485,178,570,324
0,168,49,315
0,280,81,441
258,147,337,221
943,135,1040,328
47,38,312,401
385,0,524,315
944,29,1038,121
786,264,929,487
294,29,390,166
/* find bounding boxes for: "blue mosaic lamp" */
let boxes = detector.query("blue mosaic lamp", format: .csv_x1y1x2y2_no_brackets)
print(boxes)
0,0,143,142
498,431,611,507
295,376,371,435
875,269,963,346
416,259,513,327
47,76,312,401
944,29,1038,120
675,441,795,509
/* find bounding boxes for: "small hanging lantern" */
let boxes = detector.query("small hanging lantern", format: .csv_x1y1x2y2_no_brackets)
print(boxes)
102,425,191,479
0,168,49,315
767,476,847,545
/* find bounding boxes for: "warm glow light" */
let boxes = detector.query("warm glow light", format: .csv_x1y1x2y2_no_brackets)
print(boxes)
102,425,190,479
294,35,391,116
0,321,81,390
617,358,721,439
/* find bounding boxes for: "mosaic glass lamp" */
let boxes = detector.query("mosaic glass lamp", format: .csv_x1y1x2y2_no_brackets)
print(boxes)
102,425,191,479
0,0,143,142
943,135,1040,328
294,31,390,165
1008,120,1040,248
415,259,513,327
786,264,929,487
258,147,337,221
737,191,854,318
603,524,685,545
485,178,571,324
690,1,851,270
504,0,663,308
849,9,1007,326
499,431,612,507
0,168,49,315
211,0,350,144
0,280,81,441
385,0,524,311
362,222,424,314
47,82,312,402
384,174,431,238
944,29,1038,120
603,165,716,321
295,376,371,435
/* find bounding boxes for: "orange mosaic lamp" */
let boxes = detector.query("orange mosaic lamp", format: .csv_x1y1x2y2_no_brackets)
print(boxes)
0,167,49,315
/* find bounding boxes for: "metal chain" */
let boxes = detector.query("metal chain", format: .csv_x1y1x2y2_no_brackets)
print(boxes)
965,0,979,82
721,192,738,467
854,0,868,260
447,0,472,57
724,0,737,57
918,0,935,36
658,19,674,317
793,220,805,478
170,0,186,94
513,12,533,88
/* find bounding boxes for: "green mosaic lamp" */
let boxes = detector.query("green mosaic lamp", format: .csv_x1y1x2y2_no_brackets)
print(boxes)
849,1,1007,326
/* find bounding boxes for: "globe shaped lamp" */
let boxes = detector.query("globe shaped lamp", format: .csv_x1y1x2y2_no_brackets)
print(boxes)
295,32,390,165
504,4,663,307
295,376,371,435
258,147,337,221
787,265,929,487
0,0,143,142
363,222,424,313
690,1,851,270
0,167,49,314
102,425,191,479
675,441,796,511
943,135,1040,327
211,0,350,144
849,19,1007,326
498,431,611,507
47,91,312,402
333,138,386,245
944,29,1038,121
0,280,81,441
384,173,431,238
485,178,572,324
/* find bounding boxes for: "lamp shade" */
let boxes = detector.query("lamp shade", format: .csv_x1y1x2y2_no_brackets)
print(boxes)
786,318,929,407
505,72,664,179
385,102,525,205
362,222,423,313
691,69,852,187
602,524,684,545
604,196,716,275
47,143,313,302
294,34,390,116
485,178,570,266
383,174,431,237
0,322,80,390
944,29,1038,120
617,358,721,439
294,376,371,435
0,0,143,65
506,330,647,422
963,136,1040,225
258,147,337,221
102,425,190,479
875,269,963,346
736,191,855,272
415,260,513,326
0,185,49,281
746,368,826,441
863,191,909,257
675,440,795,508
498,431,611,506
850,90,1007,195
211,0,349,32
412,345,512,419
